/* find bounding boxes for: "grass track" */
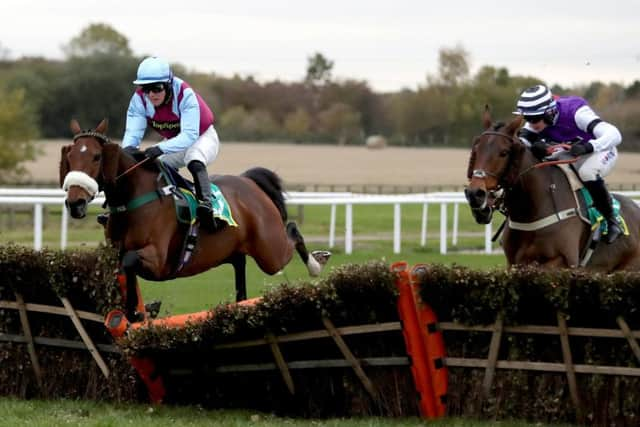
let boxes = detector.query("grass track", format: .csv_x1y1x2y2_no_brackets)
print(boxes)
0,397,575,427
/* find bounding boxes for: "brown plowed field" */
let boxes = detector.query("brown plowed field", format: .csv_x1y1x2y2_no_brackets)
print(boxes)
21,140,640,189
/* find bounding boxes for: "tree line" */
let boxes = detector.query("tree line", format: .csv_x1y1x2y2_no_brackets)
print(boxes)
1,24,639,181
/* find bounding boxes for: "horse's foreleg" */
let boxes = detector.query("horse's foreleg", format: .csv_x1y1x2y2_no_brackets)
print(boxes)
229,252,247,302
121,250,145,322
286,222,331,277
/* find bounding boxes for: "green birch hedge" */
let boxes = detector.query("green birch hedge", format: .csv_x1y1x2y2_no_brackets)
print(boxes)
0,244,139,400
416,264,640,425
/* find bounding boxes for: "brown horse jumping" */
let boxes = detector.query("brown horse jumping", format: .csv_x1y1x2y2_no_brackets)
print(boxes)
60,119,330,320
465,109,640,271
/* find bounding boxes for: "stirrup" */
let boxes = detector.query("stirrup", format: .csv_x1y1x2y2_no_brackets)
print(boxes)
605,220,622,244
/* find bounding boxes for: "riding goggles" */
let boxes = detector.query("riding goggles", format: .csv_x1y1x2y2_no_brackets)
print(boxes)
523,115,544,124
141,83,166,94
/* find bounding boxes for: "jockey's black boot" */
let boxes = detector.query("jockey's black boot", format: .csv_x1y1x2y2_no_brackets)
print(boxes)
187,160,220,233
585,178,622,244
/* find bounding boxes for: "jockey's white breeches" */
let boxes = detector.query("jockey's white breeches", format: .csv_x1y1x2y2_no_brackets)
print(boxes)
160,125,220,169
575,146,617,182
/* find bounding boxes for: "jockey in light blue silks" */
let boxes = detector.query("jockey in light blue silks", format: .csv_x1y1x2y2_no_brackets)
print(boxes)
121,56,222,232
514,84,623,243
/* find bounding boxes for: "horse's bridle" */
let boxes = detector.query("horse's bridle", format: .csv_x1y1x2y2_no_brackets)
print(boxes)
72,130,149,183
470,130,518,184
62,131,112,202
73,130,110,145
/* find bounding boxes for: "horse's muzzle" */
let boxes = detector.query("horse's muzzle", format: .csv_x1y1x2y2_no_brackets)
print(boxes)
470,206,494,224
65,198,89,219
464,187,487,210
465,187,494,224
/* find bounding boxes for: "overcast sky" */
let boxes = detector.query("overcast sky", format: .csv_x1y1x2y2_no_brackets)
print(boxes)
2,0,639,92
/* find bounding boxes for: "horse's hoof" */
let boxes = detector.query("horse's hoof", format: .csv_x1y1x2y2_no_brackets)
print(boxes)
145,300,162,319
128,311,146,323
96,213,109,227
311,250,332,266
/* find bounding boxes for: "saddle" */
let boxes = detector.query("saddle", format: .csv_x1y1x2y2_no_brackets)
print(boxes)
159,163,237,228
506,151,627,266
551,154,626,235
508,151,625,235
151,163,238,276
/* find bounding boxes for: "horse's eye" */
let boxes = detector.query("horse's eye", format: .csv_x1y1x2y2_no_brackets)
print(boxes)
93,153,101,162
499,149,509,157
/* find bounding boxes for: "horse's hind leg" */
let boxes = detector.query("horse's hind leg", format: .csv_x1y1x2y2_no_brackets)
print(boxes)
228,252,247,302
286,222,331,276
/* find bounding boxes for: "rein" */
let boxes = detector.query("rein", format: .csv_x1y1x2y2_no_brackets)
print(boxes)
115,157,150,181
73,130,150,182
109,157,173,214
516,152,578,181
473,130,579,186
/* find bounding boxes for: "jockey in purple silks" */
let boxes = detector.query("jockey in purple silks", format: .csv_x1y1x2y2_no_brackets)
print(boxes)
120,56,222,232
514,84,623,243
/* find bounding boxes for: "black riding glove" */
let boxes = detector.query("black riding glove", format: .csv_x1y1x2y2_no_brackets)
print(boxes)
530,141,551,160
569,142,594,157
144,146,164,160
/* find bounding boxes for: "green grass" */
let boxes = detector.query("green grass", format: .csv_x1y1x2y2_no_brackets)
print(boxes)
0,202,505,315
0,397,574,427
140,248,504,315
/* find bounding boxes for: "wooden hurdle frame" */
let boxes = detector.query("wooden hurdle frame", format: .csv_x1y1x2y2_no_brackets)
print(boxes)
0,292,118,386
4,264,640,421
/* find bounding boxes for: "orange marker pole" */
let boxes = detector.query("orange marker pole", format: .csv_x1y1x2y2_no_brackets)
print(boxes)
392,261,438,418
411,264,448,417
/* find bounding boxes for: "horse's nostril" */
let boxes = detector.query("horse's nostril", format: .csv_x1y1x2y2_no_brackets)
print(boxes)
466,188,485,201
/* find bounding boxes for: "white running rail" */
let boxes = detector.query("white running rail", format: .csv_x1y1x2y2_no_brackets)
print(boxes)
3,188,640,254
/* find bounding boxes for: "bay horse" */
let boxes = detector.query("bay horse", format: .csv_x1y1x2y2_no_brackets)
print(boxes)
60,119,330,321
464,109,640,271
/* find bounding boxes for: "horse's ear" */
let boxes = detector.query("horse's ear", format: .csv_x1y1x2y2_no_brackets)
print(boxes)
70,119,81,135
59,145,72,188
101,143,121,183
482,105,492,130
95,118,108,134
505,115,524,136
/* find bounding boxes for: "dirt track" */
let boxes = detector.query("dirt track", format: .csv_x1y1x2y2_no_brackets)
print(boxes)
22,140,640,189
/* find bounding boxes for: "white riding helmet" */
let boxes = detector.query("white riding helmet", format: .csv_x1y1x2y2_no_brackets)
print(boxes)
133,57,172,85
513,84,557,116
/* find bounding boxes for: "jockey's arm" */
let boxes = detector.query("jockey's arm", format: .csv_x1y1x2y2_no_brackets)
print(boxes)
121,93,148,149
156,89,200,154
574,105,622,152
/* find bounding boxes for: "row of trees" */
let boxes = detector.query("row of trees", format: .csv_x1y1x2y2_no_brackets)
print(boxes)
1,24,640,181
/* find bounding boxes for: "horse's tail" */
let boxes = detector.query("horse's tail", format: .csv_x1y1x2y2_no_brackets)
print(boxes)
242,167,288,222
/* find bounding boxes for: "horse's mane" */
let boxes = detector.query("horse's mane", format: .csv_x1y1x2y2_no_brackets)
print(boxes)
498,123,525,187
242,167,288,222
